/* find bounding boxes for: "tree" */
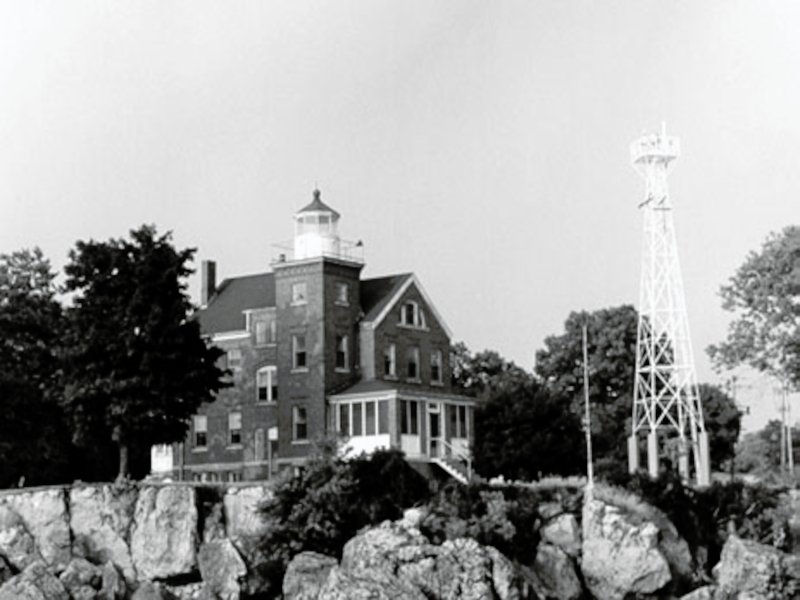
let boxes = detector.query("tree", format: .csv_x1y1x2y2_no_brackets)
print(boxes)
534,305,639,468
0,248,73,487
62,225,227,479
473,379,584,479
697,383,742,472
451,342,532,400
708,226,800,388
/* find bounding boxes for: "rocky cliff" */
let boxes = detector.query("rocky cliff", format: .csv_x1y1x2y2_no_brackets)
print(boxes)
0,482,271,600
0,482,797,600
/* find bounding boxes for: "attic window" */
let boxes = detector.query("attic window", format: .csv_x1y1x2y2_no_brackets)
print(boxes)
401,301,425,328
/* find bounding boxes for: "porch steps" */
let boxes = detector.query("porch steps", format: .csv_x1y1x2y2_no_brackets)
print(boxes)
432,457,470,485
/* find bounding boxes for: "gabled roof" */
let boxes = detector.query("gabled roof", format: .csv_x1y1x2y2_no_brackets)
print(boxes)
297,189,341,219
360,273,413,322
361,273,453,339
196,273,275,335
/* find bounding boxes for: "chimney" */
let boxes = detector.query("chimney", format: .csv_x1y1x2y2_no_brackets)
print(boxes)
201,260,217,306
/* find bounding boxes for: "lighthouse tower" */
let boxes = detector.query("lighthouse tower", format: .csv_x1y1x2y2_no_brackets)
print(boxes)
293,189,342,260
628,125,710,487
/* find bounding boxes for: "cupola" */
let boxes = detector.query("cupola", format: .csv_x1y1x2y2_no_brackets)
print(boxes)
293,189,341,260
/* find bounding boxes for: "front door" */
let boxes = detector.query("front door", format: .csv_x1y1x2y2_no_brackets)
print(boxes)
428,403,441,458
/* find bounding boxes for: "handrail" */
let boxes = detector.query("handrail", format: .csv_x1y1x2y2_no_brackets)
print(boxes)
430,437,472,482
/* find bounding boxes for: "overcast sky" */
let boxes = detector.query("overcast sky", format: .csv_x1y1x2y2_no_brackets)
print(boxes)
2,1,798,430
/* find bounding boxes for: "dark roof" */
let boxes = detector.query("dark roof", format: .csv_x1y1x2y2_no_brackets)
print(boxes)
360,273,412,322
196,273,275,335
297,189,341,219
195,269,411,336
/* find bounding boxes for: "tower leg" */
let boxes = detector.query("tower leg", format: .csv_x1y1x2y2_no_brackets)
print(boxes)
647,430,659,478
678,437,689,483
696,431,710,486
628,435,640,474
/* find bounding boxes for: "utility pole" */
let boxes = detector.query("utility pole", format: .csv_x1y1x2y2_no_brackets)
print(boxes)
582,324,594,490
627,124,710,486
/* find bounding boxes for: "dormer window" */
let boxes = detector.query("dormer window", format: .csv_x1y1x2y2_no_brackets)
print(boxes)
401,301,425,328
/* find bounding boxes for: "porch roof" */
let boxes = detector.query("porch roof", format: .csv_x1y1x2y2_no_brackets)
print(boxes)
329,380,475,405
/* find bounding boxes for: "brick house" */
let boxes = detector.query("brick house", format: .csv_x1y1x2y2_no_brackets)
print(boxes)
151,190,475,482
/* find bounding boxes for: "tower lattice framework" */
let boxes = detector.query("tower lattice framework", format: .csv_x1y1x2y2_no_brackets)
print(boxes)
627,125,710,486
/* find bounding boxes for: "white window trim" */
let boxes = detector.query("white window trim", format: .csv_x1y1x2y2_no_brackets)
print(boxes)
193,415,208,452
292,334,308,372
383,343,396,379
431,349,444,385
406,346,421,382
292,406,309,442
256,366,278,403
227,411,243,448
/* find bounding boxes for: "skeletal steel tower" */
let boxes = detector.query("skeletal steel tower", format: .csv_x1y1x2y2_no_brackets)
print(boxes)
628,125,710,486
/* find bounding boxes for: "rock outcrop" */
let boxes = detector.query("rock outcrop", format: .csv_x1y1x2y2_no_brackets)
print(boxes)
581,496,672,600
714,535,800,599
283,552,338,600
197,539,246,600
301,520,521,600
532,543,582,600
0,560,69,600
130,486,198,581
70,485,138,584
540,513,581,558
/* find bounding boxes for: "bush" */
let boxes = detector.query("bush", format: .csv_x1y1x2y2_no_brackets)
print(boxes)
257,445,431,594
419,479,580,564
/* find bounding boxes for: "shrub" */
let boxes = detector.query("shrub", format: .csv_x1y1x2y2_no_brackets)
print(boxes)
257,444,431,594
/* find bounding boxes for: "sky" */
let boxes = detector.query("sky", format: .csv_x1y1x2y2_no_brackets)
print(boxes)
1,1,798,431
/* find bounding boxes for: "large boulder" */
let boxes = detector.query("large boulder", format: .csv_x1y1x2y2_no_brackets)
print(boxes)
340,521,521,600
581,496,671,600
318,566,426,600
0,505,43,570
131,582,171,600
0,488,71,570
59,557,102,599
540,513,581,558
99,561,126,600
532,543,582,600
0,560,69,600
130,486,198,581
197,539,246,600
714,535,800,599
70,485,138,584
223,485,272,597
222,485,271,542
283,552,338,600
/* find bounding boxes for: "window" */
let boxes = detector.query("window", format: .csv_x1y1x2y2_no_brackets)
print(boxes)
335,335,348,371
378,400,389,434
407,346,420,380
293,334,307,369
336,400,389,437
338,404,350,436
227,348,242,372
449,405,469,438
365,401,376,435
335,282,349,305
401,301,425,328
228,411,242,446
400,400,419,435
383,344,396,377
291,282,307,304
255,319,276,345
431,350,443,384
193,415,207,448
256,366,278,403
293,406,308,441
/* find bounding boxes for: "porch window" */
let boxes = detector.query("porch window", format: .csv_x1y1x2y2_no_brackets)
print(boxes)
352,403,363,436
365,401,376,435
400,400,419,435
338,404,350,436
378,400,389,434
449,404,469,438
